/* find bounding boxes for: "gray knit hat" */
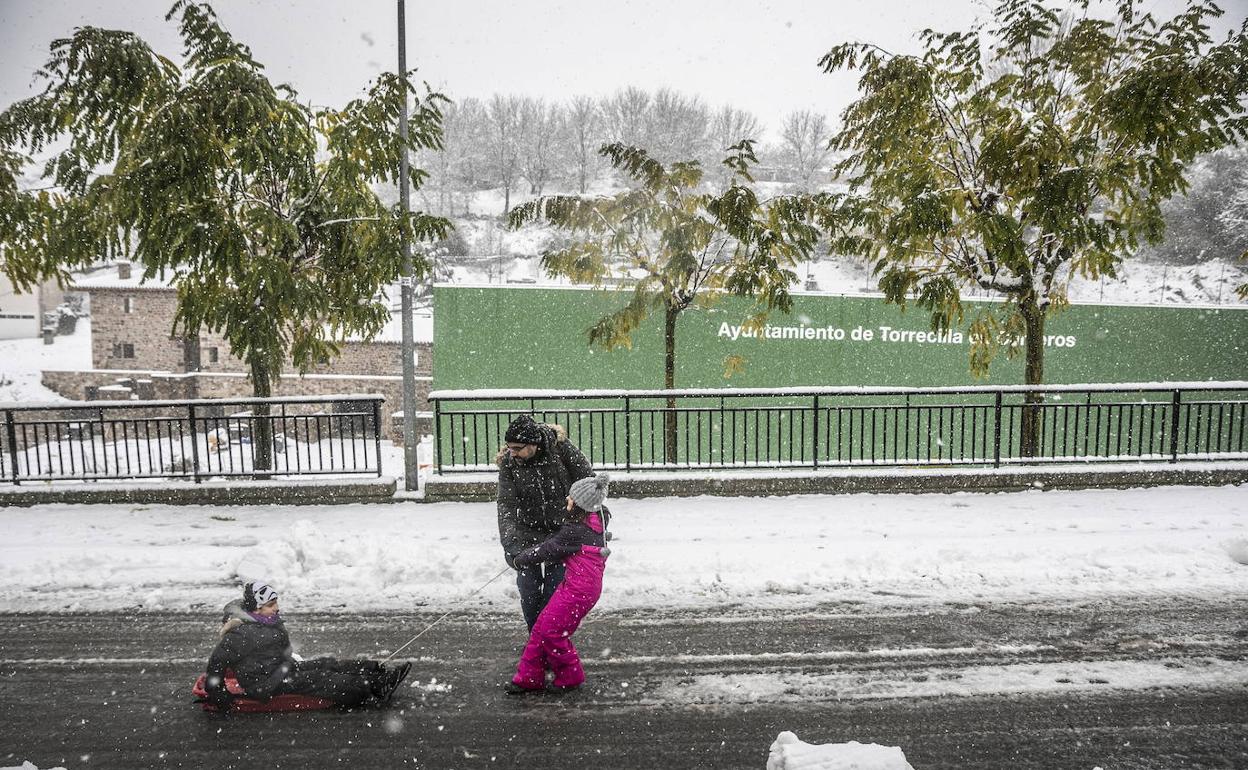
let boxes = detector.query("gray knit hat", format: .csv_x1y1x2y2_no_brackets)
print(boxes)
569,473,610,512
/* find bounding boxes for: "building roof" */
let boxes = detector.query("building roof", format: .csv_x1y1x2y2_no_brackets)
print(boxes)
69,263,176,291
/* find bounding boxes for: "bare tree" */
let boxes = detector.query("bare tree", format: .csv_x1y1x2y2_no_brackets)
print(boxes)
705,105,763,185
487,94,522,213
420,97,488,216
517,97,562,196
600,87,652,148
779,110,832,190
562,95,604,193
646,88,710,164
449,97,490,215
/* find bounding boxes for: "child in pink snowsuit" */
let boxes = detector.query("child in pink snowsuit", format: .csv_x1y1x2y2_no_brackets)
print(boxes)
505,473,611,694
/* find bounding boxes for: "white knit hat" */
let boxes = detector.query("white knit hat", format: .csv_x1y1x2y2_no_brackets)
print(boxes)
245,581,278,610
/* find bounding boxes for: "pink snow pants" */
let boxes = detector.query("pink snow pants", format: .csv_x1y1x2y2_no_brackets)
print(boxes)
512,521,607,690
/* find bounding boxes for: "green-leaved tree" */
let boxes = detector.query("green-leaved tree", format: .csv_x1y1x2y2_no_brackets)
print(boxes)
817,0,1248,454
0,1,450,470
508,141,822,462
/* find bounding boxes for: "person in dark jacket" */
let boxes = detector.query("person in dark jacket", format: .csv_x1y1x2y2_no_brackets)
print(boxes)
497,415,594,630
202,581,411,710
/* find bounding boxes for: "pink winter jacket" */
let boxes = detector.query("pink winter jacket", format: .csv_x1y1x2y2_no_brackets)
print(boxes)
513,512,608,597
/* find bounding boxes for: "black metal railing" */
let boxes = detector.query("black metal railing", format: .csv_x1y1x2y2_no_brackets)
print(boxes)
428,382,1248,473
0,394,385,484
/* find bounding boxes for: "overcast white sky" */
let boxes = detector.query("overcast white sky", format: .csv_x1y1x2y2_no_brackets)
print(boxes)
1,0,1245,142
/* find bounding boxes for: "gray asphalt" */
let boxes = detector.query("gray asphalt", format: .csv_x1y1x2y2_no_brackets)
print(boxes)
2,596,1246,769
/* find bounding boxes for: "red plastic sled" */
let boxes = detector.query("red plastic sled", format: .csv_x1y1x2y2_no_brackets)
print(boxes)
192,672,336,713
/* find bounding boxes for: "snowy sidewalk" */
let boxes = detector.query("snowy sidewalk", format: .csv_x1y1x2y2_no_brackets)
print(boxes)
1,485,1245,613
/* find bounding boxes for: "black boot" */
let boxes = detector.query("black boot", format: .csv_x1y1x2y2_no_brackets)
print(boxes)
377,662,412,702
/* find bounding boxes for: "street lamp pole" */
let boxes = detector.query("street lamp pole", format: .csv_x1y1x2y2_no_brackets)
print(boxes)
396,0,420,491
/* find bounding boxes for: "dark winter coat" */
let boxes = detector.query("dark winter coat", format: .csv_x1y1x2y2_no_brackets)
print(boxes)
497,423,594,565
204,600,295,701
513,510,611,568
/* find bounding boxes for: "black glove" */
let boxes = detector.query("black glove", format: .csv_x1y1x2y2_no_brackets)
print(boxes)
504,551,519,570
512,547,538,570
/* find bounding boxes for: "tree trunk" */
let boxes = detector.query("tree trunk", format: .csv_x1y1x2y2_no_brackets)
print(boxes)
502,184,511,215
663,303,679,465
249,358,274,475
1019,296,1046,458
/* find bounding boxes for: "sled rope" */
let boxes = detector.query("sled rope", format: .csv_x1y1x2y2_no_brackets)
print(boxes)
382,565,512,663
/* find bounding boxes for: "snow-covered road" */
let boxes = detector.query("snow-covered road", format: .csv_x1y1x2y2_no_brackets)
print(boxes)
2,596,1245,769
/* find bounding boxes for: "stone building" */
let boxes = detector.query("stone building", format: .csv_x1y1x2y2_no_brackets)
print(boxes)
40,262,433,438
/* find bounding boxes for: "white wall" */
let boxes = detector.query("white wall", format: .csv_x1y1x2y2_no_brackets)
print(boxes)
0,274,40,340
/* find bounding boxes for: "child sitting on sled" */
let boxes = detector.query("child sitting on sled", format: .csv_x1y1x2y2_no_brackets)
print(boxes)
504,473,611,694
202,581,410,710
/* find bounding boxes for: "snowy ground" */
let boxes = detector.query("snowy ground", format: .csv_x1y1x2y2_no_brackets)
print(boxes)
2,484,1244,614
444,250,1248,308
2,484,1245,769
805,254,1247,307
0,318,91,402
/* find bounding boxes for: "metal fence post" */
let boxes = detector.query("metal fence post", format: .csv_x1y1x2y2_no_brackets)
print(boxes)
188,404,201,484
433,398,443,475
1169,389,1182,463
5,409,19,484
96,407,107,481
372,398,383,478
812,395,820,469
624,397,632,472
993,391,1003,468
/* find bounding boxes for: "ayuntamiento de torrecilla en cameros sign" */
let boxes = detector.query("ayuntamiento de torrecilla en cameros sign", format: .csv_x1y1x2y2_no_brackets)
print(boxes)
716,322,1078,348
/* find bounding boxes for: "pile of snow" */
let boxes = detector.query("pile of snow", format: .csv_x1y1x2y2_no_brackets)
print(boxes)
767,732,914,770
0,484,1245,613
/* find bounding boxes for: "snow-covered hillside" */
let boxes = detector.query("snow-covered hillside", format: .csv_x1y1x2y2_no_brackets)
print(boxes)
441,247,1247,308
434,186,1248,307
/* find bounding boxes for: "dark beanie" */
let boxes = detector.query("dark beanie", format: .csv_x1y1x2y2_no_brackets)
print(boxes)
505,415,544,446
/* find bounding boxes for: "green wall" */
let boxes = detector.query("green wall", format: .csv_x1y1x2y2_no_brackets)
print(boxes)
432,286,1248,391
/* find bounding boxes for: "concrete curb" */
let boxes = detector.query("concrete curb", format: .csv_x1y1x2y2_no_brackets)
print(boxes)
0,476,398,507
1,465,1243,506
422,463,1248,502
